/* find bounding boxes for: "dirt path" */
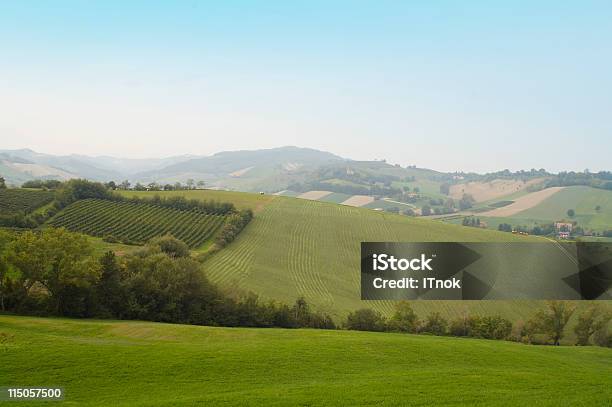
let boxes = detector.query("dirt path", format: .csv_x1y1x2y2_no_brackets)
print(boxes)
479,187,565,217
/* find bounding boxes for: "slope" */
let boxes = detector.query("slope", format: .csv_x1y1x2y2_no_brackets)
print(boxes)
510,186,612,231
200,194,548,319
1,315,610,406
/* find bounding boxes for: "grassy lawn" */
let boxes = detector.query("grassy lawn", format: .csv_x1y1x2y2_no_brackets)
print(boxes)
0,315,610,406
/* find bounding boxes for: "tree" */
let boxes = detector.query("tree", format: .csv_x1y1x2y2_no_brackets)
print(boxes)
119,180,131,190
574,306,612,346
345,309,386,331
421,312,448,335
529,301,576,345
459,194,475,210
148,234,190,258
421,205,431,216
291,296,310,326
96,251,124,317
567,209,575,218
187,179,195,189
105,181,117,190
197,180,206,189
595,205,601,212
0,230,12,310
388,301,419,333
55,179,111,208
413,187,420,193
440,183,450,195
7,228,100,314
0,176,6,189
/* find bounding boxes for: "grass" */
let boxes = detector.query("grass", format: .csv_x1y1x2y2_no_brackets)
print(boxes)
0,315,610,406
318,192,352,204
200,194,571,320
511,186,612,231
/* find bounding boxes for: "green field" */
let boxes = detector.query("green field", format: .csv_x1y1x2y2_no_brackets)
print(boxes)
0,188,54,214
511,186,612,231
47,199,227,248
110,190,612,322
200,193,560,319
39,189,611,324
318,192,352,204
1,315,609,406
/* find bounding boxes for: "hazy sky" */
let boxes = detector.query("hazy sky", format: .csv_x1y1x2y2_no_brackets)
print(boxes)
1,1,610,173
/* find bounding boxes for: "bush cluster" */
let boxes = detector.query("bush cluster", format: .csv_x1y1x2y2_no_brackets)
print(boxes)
214,209,253,248
344,301,610,347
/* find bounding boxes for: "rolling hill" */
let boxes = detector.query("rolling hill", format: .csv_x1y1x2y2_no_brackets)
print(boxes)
447,186,612,234
0,149,196,185
133,146,344,191
118,189,611,324
1,315,610,406
510,186,612,231
47,199,227,248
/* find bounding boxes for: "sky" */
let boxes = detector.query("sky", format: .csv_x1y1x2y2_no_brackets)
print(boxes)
0,1,610,173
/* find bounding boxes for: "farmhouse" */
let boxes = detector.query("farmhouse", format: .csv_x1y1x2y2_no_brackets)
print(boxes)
554,222,573,239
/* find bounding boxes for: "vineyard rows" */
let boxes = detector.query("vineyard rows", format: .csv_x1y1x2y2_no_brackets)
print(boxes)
0,189,55,214
48,198,226,248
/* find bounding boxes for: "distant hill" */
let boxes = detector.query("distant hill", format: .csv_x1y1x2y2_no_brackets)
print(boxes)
133,146,345,192
0,149,197,185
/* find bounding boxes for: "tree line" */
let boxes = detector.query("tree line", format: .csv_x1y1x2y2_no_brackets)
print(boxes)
344,302,611,347
0,229,334,329
0,227,609,345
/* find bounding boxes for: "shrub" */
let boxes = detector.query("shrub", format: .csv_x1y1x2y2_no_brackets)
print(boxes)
387,301,419,333
148,234,190,258
421,312,447,335
469,315,512,340
345,309,386,332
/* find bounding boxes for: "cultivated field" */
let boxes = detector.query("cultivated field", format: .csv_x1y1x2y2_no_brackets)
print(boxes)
1,315,610,406
340,194,374,207
111,190,611,322
450,178,546,202
318,192,352,204
48,199,226,248
201,195,560,320
297,190,333,200
0,188,54,214
512,186,612,231
479,187,565,217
